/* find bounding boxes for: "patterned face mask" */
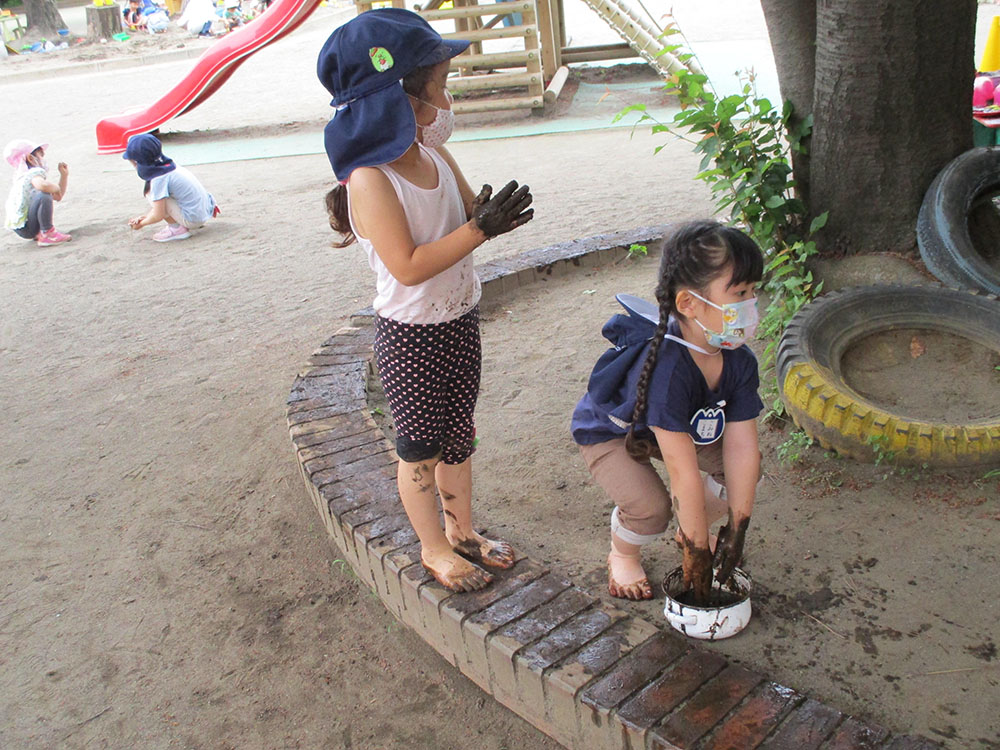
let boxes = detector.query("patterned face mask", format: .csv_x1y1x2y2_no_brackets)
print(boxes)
413,89,454,149
689,291,759,350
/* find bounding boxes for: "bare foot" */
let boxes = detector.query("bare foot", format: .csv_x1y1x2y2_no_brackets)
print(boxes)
421,549,493,592
449,531,516,569
607,551,653,600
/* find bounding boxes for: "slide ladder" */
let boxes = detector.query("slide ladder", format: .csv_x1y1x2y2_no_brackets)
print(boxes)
356,0,545,112
575,0,701,78
423,1,545,112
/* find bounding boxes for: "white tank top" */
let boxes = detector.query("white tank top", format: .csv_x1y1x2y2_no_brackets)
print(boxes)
348,145,481,325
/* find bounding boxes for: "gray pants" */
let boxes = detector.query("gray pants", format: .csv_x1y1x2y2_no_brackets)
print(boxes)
13,191,53,239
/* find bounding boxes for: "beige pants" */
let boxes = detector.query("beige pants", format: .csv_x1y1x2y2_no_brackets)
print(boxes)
579,437,725,542
146,196,198,229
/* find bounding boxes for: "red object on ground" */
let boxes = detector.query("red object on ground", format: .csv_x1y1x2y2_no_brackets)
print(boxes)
95,0,323,154
974,75,996,107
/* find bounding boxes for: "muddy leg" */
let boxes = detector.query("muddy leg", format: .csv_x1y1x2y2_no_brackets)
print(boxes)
396,457,491,592
436,458,515,569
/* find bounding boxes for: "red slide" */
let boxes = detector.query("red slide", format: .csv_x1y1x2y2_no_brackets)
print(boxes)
97,0,325,154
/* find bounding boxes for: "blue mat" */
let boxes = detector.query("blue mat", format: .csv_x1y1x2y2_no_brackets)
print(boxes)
102,79,679,169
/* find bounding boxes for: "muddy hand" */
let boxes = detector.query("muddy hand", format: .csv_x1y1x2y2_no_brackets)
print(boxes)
472,180,533,238
713,514,749,585
678,528,713,606
470,184,491,218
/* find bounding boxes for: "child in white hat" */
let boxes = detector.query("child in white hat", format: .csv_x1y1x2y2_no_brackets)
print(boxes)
3,139,71,247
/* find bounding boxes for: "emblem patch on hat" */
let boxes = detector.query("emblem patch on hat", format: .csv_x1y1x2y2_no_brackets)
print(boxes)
369,47,394,72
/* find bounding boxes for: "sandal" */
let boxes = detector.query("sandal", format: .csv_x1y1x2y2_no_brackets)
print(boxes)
607,552,653,600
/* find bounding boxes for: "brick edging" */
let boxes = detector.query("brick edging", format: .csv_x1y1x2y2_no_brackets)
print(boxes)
287,227,940,750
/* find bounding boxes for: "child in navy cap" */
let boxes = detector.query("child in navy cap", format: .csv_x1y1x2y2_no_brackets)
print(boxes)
319,9,534,592
124,134,219,242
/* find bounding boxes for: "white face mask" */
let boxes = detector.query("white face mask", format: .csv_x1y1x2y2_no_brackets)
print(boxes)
412,89,454,149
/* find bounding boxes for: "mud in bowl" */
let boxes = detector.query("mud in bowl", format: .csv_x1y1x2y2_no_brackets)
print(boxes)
662,566,752,640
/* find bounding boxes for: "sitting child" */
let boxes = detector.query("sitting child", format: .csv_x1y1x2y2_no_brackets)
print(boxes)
122,0,147,30
222,0,244,31
124,134,219,242
3,139,71,247
144,3,170,33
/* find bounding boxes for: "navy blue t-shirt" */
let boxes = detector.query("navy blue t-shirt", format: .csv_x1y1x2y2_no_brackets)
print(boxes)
571,315,763,446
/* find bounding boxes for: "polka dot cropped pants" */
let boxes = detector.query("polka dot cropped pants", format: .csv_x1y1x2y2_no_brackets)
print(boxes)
373,306,481,465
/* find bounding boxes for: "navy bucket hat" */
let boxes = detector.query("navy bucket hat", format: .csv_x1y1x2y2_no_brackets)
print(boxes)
123,133,176,181
317,8,469,182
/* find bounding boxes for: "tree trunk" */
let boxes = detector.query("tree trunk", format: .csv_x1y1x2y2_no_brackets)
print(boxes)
760,0,816,207
24,0,68,37
86,4,123,39
808,0,976,256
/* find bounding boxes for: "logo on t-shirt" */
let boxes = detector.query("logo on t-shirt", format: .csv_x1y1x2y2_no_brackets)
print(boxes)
690,402,726,445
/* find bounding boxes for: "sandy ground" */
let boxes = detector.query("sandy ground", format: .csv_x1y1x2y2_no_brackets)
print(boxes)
3,2,1000,749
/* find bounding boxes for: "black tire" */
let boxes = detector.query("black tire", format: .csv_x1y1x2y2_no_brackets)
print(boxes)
917,147,1000,295
776,285,1000,468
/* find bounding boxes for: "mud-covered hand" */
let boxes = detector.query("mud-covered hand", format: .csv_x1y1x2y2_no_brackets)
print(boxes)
681,540,714,606
713,515,749,585
469,183,491,219
472,180,533,238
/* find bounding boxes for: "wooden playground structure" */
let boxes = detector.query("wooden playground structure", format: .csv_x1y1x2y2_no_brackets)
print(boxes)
355,0,699,113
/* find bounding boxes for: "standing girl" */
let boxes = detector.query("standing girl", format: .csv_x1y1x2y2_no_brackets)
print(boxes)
124,134,219,242
571,221,764,604
319,9,534,591
3,139,71,247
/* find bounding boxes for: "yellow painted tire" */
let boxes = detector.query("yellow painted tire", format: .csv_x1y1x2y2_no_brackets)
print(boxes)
776,285,1000,467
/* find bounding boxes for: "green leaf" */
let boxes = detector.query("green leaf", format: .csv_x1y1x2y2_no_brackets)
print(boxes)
764,195,786,208
809,211,830,234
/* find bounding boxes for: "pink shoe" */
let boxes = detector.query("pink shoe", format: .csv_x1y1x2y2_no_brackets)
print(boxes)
153,224,191,242
36,228,72,246
212,204,221,218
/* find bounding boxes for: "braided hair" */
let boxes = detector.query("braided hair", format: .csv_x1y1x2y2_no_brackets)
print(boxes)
324,65,439,248
624,221,764,459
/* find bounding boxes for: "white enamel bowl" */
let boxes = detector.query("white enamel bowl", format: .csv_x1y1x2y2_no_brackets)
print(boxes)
662,566,752,641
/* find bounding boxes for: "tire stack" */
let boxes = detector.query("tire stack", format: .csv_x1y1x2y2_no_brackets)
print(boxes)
777,148,1000,468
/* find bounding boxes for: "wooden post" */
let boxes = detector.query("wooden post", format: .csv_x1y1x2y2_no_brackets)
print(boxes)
556,0,565,47
533,0,559,80
543,64,569,104
453,0,483,76
86,4,123,39
354,0,404,15
519,0,544,109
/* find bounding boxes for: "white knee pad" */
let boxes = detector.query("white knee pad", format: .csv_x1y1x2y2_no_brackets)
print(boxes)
610,506,663,546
